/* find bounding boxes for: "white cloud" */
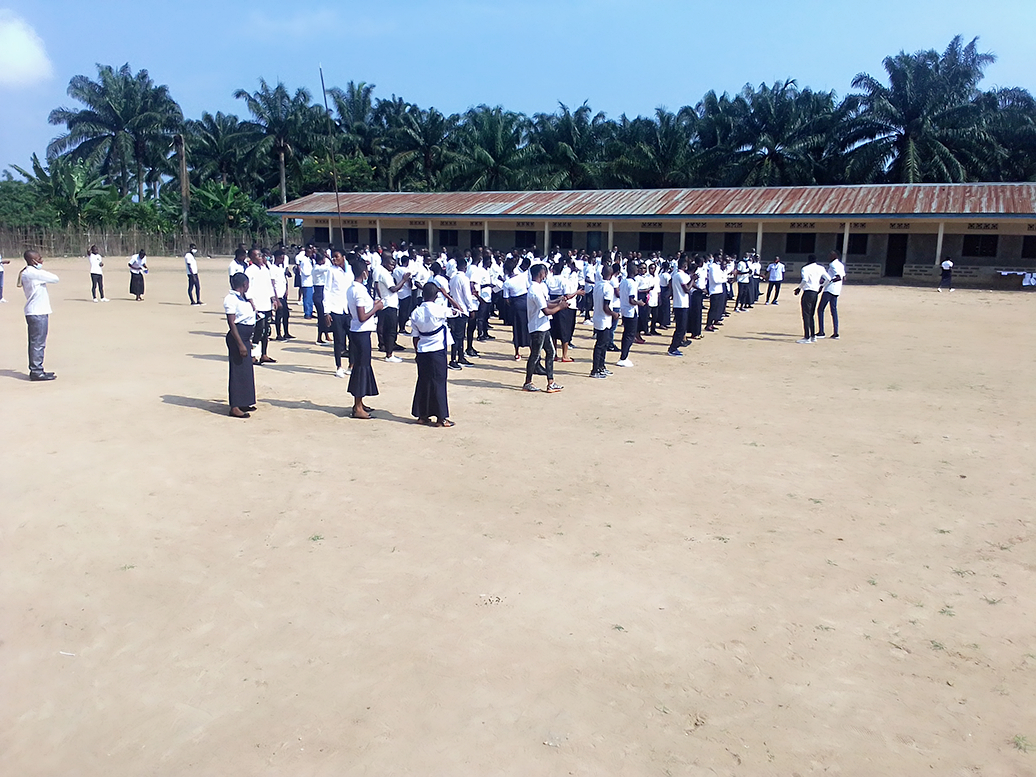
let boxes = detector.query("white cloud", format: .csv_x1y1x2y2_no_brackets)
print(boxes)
0,10,53,88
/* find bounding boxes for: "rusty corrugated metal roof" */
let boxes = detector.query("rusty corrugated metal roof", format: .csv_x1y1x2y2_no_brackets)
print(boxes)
268,184,1036,220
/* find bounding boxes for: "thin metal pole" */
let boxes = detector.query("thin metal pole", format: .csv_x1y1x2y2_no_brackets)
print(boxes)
319,66,344,248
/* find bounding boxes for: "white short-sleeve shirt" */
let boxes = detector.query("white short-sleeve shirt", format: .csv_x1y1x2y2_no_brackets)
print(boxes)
409,299,452,352
245,264,275,311
619,276,639,318
223,291,256,325
347,281,377,332
374,265,399,309
527,281,552,333
89,253,104,274
592,279,615,330
671,269,690,308
185,252,198,275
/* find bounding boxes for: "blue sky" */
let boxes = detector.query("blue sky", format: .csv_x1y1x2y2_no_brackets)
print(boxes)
2,0,1035,172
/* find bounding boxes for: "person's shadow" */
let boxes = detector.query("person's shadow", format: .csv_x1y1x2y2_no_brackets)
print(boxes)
0,369,27,381
160,394,228,416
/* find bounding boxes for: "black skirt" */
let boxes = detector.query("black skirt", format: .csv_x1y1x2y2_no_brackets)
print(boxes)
412,348,449,420
227,324,256,409
551,307,576,343
129,273,145,295
347,330,379,398
510,294,530,348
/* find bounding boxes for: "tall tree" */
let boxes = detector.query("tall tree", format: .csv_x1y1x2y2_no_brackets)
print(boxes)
444,106,543,191
388,106,459,190
531,102,612,190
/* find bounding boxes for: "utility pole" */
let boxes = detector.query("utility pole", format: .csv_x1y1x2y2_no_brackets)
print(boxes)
175,133,190,240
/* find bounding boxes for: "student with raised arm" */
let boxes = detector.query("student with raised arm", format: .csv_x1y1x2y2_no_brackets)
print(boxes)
346,255,384,419
19,250,59,381
128,249,147,301
410,281,465,427
590,263,620,378
523,262,569,393
794,254,830,344
88,244,108,302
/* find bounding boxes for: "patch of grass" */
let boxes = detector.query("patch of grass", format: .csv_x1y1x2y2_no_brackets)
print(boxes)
936,528,951,534
1012,735,1033,753
868,578,877,586
309,534,323,542
939,606,956,617
815,624,834,632
120,564,135,571
612,624,625,632
982,596,1002,605
952,568,974,577
930,640,945,651
592,551,601,558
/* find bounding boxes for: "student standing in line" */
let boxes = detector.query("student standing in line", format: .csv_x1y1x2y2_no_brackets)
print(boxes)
312,252,330,343
938,256,954,292
86,245,108,302
297,245,315,317
394,254,414,337
704,256,726,333
668,257,692,356
794,254,830,344
690,256,707,339
244,249,278,364
765,256,785,304
346,256,384,419
324,249,353,377
590,263,619,378
184,243,202,305
658,260,672,330
410,281,465,427
616,263,646,367
224,272,257,418
18,250,59,381
735,254,752,311
373,254,406,362
228,248,247,280
817,250,845,340
128,249,147,301
523,262,568,393
271,249,293,340
474,255,496,342
501,258,530,361
447,257,476,366
646,261,661,335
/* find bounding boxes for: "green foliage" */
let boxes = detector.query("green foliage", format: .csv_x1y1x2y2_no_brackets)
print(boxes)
0,178,58,227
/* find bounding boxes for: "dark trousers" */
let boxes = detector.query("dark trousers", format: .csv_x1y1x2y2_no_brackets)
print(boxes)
476,299,491,337
736,282,752,309
637,293,650,333
26,314,48,376
670,307,688,352
187,273,200,304
313,286,327,336
526,329,555,384
466,313,477,350
592,327,609,373
707,292,724,326
619,316,638,360
397,296,413,335
448,316,467,363
330,312,349,369
800,290,819,338
690,290,704,336
379,307,399,356
659,288,672,327
766,281,782,303
252,311,271,356
818,292,838,335
275,295,290,338
91,273,104,300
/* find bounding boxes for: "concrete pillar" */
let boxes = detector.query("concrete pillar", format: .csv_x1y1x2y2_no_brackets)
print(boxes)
483,222,490,248
607,221,614,251
843,221,851,259
427,222,433,251
934,221,945,266
544,222,551,256
281,216,287,245
680,222,687,252
376,219,382,245
756,222,764,254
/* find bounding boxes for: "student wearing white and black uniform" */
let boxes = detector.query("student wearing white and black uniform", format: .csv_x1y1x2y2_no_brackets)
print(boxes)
938,257,954,291
297,246,315,318
546,263,572,362
19,250,59,381
523,263,568,392
185,243,202,305
448,257,477,365
128,249,147,301
324,250,353,378
817,251,845,340
346,257,384,419
312,253,331,343
668,257,693,356
472,255,495,342
501,258,530,361
617,265,647,367
228,248,247,280
658,260,672,329
590,264,619,378
794,254,831,343
224,272,257,418
765,257,785,304
245,249,279,363
393,255,414,336
87,244,108,302
271,249,293,340
735,255,752,311
689,257,707,339
373,254,406,361
410,281,465,427
704,257,726,332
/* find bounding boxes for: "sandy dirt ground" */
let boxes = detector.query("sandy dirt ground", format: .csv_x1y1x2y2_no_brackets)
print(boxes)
1,255,1034,776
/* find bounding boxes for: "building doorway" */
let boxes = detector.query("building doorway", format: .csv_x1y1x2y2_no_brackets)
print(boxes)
723,232,741,257
885,234,908,277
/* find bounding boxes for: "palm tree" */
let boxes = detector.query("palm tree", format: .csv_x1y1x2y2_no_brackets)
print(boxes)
610,108,696,189
388,106,458,190
234,79,314,204
48,63,182,200
188,111,261,188
531,102,612,190
328,81,381,161
849,36,998,183
443,106,543,190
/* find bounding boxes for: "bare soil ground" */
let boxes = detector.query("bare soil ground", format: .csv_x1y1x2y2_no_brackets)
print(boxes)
2,256,1034,776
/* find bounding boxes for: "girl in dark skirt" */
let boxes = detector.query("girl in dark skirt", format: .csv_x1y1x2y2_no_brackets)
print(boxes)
501,259,531,361
345,256,384,419
409,282,465,427
128,249,147,300
223,272,257,418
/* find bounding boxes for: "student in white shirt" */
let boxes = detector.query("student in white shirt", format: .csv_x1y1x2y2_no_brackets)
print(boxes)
765,257,786,304
271,249,293,340
690,257,707,339
393,255,414,337
324,249,353,377
735,255,752,311
87,244,108,302
590,264,620,378
938,257,954,292
297,246,315,318
501,258,531,361
817,250,845,340
185,243,202,305
224,272,257,418
128,249,147,301
658,260,672,330
794,254,831,343
18,250,59,381
373,255,406,362
346,256,384,419
228,248,247,280
245,249,279,363
447,256,477,367
523,263,569,392
312,254,331,343
668,257,693,356
471,255,495,342
410,281,465,427
704,257,727,332
0,251,8,303
617,264,647,367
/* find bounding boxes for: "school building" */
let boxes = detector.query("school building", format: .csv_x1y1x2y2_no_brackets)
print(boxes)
269,183,1036,284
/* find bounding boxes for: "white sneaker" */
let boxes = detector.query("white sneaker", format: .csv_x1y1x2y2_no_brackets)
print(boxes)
385,355,402,363
937,288,942,292
796,338,812,344
335,367,346,378
0,298,6,303
101,298,110,302
615,358,634,367
950,288,955,292
93,298,99,303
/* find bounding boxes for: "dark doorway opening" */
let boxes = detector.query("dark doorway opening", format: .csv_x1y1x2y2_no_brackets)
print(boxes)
723,232,742,256
368,228,378,247
885,234,908,277
470,230,483,249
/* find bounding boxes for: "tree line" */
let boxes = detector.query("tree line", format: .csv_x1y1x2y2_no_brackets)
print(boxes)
3,35,1033,235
